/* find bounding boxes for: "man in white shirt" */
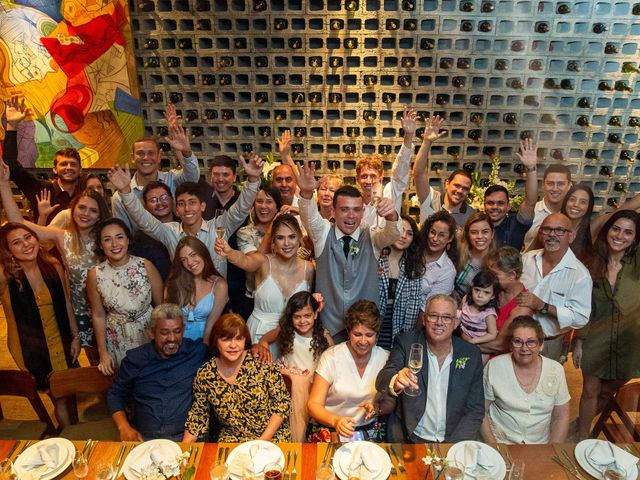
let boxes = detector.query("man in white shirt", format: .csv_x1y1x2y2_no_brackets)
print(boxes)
107,154,264,278
522,164,572,251
112,122,201,232
518,212,592,360
295,158,402,342
358,107,417,227
376,294,484,443
412,116,475,226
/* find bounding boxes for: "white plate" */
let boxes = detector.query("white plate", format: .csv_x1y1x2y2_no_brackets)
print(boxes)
575,439,639,480
14,438,75,480
122,439,182,480
225,440,285,479
447,441,507,480
332,441,392,480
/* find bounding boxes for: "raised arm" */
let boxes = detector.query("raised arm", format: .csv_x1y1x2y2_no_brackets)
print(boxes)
384,106,416,212
515,138,539,221
293,158,331,250
277,129,293,166
0,159,64,246
591,191,640,239
35,189,61,225
214,238,266,273
412,115,446,205
163,117,200,183
222,153,263,236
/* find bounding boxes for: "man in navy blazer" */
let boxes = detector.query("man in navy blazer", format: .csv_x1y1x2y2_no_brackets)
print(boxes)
376,294,484,443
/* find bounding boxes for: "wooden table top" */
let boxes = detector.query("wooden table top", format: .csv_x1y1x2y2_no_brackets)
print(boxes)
1,439,638,480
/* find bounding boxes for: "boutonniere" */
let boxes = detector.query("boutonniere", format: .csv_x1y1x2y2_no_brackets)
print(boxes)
350,243,360,256
455,356,470,370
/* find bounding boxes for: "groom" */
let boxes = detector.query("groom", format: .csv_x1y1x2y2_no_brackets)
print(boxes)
376,294,484,443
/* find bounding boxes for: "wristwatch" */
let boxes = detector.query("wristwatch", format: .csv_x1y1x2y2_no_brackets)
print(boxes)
539,302,550,315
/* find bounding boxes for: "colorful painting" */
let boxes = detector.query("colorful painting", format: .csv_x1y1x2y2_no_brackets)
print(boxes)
0,0,142,168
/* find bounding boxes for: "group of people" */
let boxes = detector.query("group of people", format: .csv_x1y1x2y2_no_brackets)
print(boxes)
1,96,640,445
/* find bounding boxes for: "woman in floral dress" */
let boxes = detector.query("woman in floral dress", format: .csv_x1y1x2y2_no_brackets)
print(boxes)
87,218,163,375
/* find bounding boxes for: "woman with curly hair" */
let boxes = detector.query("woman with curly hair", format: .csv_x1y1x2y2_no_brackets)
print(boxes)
165,236,228,343
377,214,424,349
413,210,458,312
455,211,495,300
574,210,640,439
258,291,333,440
0,160,110,364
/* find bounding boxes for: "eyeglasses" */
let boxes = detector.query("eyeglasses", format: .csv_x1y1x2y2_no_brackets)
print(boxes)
425,313,455,325
146,194,170,204
511,338,540,349
539,226,571,236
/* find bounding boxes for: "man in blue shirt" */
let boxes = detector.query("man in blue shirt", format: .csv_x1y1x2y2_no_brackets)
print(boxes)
107,304,208,441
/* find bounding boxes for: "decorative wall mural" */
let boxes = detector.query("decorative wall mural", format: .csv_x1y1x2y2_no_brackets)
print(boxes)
0,0,142,168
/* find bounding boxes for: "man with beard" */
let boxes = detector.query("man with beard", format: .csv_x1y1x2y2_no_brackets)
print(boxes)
517,213,592,361
107,304,208,441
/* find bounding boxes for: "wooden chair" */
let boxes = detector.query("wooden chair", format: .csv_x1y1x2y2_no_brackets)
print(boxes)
591,381,640,442
0,370,57,439
48,367,120,440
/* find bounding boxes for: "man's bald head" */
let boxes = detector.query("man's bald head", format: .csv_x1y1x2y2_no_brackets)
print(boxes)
539,212,575,255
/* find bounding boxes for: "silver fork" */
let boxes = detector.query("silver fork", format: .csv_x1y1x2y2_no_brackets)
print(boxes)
434,443,444,480
291,451,298,480
391,445,406,474
386,446,397,476
562,448,587,478
283,451,291,480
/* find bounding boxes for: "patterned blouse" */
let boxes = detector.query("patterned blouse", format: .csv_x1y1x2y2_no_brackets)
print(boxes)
185,352,291,442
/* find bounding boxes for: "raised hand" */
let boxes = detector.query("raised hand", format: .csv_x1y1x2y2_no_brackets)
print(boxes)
515,138,538,170
422,115,447,143
36,189,60,219
214,238,231,258
107,164,133,193
164,123,191,155
291,158,322,198
5,96,30,129
240,152,265,181
277,129,292,162
401,106,418,140
376,197,399,221
163,103,182,128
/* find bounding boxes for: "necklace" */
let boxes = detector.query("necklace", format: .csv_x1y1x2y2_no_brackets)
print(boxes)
513,357,541,392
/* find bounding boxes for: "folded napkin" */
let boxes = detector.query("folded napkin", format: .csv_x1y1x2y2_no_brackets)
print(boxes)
461,443,495,476
340,444,380,476
228,444,281,476
587,441,638,476
22,444,59,472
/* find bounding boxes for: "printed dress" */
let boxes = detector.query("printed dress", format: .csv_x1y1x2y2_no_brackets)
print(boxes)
95,255,152,366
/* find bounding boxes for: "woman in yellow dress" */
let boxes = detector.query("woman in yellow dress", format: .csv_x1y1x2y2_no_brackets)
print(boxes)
0,222,80,425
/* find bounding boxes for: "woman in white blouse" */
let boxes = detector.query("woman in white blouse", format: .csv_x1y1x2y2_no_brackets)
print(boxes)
307,300,389,443
481,316,570,444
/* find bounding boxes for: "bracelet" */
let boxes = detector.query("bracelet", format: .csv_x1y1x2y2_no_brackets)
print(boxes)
524,165,537,172
71,332,80,339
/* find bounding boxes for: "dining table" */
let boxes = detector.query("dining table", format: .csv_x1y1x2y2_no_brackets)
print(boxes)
0,439,638,480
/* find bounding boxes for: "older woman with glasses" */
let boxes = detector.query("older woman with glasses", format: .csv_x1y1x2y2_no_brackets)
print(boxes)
481,316,570,444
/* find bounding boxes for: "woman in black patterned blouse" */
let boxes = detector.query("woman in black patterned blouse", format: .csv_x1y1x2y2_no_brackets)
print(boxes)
182,313,291,442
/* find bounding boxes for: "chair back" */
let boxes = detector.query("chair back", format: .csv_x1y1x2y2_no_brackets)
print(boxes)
591,381,640,442
0,370,57,437
49,366,114,399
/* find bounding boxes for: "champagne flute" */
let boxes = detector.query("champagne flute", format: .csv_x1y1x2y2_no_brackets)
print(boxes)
370,183,383,228
405,343,423,397
214,208,226,240
72,453,89,479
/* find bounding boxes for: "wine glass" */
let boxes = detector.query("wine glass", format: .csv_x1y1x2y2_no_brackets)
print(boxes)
210,464,230,480
95,463,115,480
443,461,464,480
316,464,335,480
0,458,15,480
72,453,89,479
405,343,423,397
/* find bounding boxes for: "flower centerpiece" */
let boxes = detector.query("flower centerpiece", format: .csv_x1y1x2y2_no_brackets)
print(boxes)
467,155,523,213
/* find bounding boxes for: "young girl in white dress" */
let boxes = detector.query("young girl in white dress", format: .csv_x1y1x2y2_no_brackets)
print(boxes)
258,291,333,441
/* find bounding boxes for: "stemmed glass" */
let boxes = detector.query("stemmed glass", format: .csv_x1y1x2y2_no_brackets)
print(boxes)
72,453,89,479
405,343,423,397
370,183,383,228
215,209,226,240
95,463,115,480
0,458,16,480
